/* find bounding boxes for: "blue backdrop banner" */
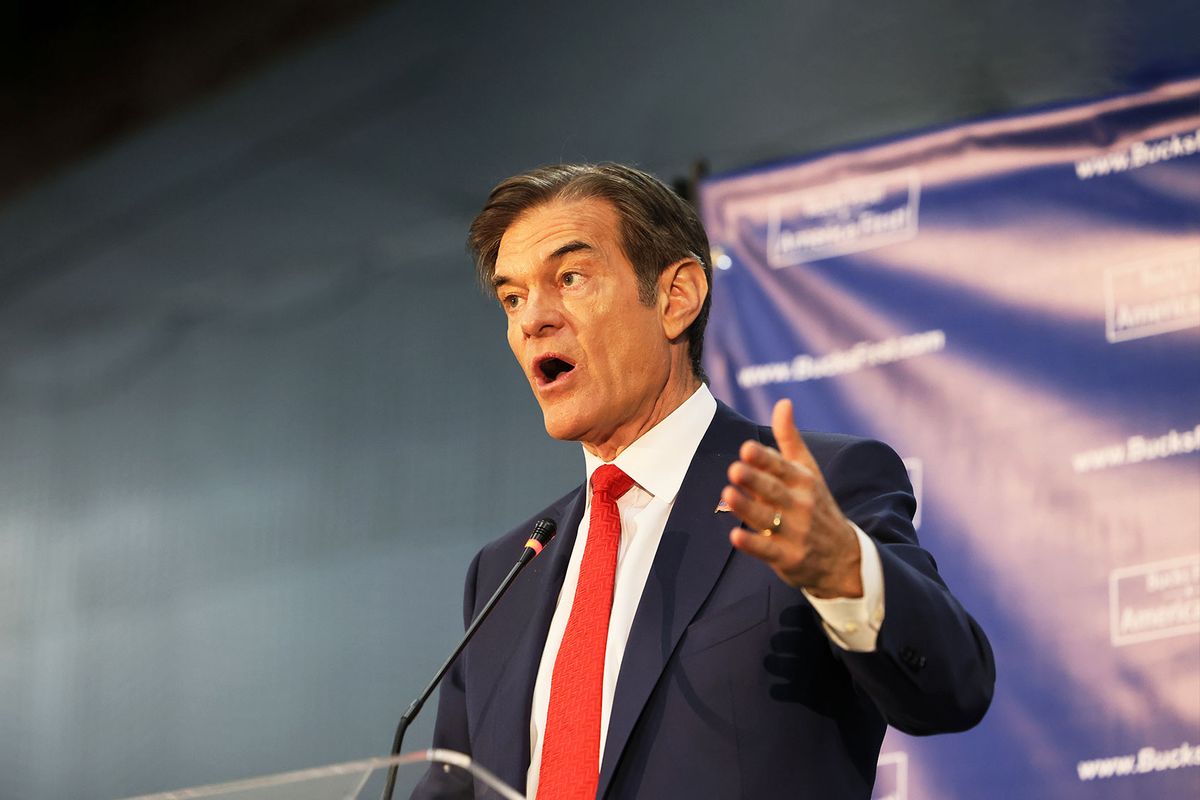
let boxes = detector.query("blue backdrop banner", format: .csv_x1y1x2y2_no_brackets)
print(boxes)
700,77,1200,799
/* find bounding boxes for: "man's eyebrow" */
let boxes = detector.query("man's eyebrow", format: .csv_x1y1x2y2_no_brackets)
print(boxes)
549,240,593,260
491,241,595,291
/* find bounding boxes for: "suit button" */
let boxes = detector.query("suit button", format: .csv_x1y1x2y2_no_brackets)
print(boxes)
900,646,927,671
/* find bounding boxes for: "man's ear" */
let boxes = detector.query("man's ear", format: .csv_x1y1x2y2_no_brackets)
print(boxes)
658,257,708,341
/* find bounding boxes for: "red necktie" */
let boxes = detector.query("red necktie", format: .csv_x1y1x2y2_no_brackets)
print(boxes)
537,464,635,800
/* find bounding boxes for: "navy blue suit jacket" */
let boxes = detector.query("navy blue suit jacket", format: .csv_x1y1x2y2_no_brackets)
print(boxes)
414,401,994,798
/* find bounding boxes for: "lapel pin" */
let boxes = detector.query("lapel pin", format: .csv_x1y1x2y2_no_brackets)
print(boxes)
714,497,732,513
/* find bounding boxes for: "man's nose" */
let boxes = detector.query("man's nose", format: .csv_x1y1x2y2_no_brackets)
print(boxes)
519,290,563,337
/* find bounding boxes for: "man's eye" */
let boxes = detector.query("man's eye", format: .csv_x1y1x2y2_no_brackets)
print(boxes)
502,294,520,309
562,272,579,286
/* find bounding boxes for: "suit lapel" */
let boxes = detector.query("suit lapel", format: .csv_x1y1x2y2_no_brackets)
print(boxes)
596,403,760,798
473,489,586,793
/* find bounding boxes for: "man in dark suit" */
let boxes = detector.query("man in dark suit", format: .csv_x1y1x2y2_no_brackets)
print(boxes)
414,163,994,799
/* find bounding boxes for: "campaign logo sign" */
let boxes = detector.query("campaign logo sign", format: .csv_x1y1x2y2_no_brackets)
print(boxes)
1109,555,1200,646
1104,247,1200,343
766,169,921,267
734,331,945,388
872,752,908,800
1072,423,1200,474
901,457,923,531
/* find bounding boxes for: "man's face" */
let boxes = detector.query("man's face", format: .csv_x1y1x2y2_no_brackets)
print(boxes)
492,198,674,453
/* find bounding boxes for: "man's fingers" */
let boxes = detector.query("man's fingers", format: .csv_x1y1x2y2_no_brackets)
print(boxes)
727,461,794,510
729,526,783,565
722,483,812,535
771,398,818,470
770,399,803,459
738,440,811,486
720,486,774,532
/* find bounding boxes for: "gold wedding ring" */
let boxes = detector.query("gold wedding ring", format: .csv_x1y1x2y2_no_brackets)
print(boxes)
762,510,783,537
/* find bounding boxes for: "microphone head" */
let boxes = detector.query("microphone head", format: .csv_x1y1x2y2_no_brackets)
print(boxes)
530,518,557,547
521,519,557,560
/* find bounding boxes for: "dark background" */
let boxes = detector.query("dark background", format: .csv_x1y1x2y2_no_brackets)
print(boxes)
1,1,1197,797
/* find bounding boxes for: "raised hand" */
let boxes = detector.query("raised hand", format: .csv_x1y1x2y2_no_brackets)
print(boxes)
722,399,863,598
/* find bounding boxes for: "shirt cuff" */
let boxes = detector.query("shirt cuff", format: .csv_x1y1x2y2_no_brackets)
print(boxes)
802,523,885,652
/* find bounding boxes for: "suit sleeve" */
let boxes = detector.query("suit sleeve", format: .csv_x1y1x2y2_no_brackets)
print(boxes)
408,552,481,799
823,437,995,735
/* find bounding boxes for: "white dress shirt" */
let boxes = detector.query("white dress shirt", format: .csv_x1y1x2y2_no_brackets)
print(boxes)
525,385,885,798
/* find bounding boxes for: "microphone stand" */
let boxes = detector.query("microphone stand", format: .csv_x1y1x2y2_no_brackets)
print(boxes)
380,519,557,800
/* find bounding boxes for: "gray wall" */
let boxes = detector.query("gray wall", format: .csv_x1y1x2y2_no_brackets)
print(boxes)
1,1,1196,797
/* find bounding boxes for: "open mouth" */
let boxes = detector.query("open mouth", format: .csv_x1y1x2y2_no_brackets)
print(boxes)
534,354,576,385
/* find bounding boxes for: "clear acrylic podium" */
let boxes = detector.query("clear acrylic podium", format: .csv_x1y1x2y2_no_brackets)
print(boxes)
120,749,525,800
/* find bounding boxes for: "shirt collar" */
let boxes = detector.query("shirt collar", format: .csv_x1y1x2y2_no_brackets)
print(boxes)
582,384,718,504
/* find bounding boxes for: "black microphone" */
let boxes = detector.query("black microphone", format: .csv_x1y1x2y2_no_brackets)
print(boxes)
381,517,558,800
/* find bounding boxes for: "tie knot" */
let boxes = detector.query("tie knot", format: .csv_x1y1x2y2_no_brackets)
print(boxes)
591,464,634,500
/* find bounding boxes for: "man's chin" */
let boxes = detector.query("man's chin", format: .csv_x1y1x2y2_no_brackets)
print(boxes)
540,409,586,442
